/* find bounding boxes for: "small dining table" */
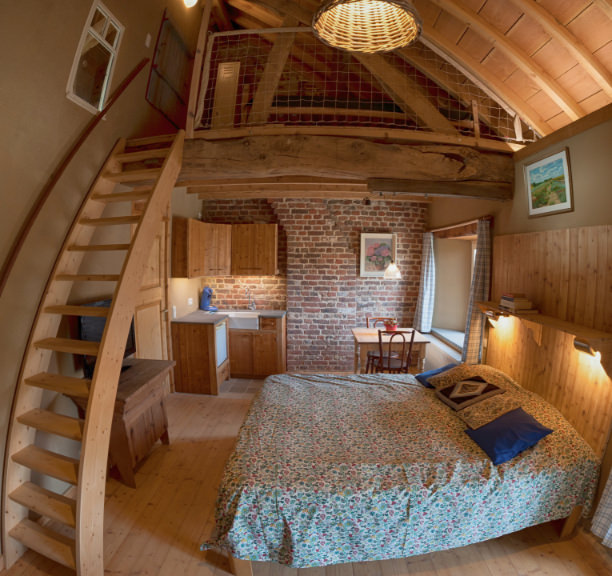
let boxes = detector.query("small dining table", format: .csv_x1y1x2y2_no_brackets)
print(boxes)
351,327,430,374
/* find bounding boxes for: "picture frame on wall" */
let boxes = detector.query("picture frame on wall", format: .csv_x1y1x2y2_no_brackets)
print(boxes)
360,233,395,277
524,148,573,218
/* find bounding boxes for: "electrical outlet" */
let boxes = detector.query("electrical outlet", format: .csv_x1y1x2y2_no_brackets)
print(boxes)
187,297,194,306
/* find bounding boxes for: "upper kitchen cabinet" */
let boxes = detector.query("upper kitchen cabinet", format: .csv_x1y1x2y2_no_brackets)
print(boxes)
231,223,278,276
172,217,231,278
202,222,231,276
171,216,204,278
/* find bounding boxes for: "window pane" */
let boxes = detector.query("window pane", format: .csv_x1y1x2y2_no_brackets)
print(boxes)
106,22,119,48
73,34,112,109
90,7,106,35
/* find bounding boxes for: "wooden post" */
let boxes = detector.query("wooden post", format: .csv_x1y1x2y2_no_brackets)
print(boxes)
228,556,253,576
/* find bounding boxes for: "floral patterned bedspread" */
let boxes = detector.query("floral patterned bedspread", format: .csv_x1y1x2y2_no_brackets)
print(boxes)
205,372,599,567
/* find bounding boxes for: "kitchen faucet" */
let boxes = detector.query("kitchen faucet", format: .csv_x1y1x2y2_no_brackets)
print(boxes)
245,287,256,310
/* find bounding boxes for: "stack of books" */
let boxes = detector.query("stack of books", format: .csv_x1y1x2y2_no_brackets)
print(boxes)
499,293,538,314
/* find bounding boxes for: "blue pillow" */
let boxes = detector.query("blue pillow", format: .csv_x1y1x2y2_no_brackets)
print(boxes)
465,407,553,465
415,363,458,388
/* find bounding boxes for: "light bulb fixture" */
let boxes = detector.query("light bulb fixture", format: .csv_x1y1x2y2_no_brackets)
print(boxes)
312,0,422,53
184,0,198,8
384,261,402,279
573,338,597,356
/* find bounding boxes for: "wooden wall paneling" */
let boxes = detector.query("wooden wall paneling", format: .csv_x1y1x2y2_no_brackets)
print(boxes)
486,316,612,458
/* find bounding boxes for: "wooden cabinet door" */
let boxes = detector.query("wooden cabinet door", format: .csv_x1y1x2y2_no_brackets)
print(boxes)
203,223,231,276
187,219,204,277
253,331,278,376
229,331,253,376
231,223,278,275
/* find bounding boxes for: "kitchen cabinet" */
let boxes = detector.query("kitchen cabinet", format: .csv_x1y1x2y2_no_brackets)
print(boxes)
229,315,286,377
171,216,204,278
203,222,231,276
172,217,231,277
171,317,230,394
231,223,278,275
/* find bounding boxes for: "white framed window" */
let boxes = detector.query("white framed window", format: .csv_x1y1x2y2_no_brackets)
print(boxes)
66,1,123,113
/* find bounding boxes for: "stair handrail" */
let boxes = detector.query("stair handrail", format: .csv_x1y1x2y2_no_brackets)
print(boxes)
0,57,150,298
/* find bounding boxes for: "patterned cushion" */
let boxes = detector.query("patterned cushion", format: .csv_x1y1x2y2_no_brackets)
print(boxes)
415,362,458,388
428,363,518,391
457,393,523,429
435,376,504,411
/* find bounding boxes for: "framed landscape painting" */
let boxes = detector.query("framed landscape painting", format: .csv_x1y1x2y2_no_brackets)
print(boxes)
360,233,395,277
524,149,573,218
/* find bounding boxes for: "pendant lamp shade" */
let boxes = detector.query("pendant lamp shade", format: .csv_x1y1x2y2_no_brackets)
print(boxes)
312,0,422,53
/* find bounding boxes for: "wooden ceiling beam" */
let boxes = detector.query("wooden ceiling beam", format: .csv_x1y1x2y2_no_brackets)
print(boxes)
508,0,612,99
368,179,511,200
180,135,514,199
354,53,459,134
212,0,234,31
429,0,585,121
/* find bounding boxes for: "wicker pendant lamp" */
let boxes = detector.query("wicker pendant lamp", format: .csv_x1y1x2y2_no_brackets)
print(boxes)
312,0,422,53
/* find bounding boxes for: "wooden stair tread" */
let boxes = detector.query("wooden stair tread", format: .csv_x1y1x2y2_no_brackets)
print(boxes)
9,518,76,569
18,409,84,441
12,445,79,485
67,243,131,251
25,372,90,398
114,149,168,162
9,482,77,528
35,337,100,356
55,273,120,282
104,168,161,182
44,305,109,317
91,190,152,203
79,215,140,226
125,134,175,147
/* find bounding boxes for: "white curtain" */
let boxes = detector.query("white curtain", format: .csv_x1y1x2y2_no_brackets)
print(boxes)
462,219,491,364
414,232,435,333
592,472,612,547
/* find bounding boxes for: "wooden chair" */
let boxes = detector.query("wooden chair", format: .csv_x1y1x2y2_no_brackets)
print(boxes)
365,316,398,373
373,329,416,373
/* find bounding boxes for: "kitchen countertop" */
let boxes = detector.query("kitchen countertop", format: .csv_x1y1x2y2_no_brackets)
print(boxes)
173,309,287,324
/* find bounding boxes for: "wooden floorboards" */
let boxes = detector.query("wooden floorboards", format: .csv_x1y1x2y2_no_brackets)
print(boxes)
2,378,612,576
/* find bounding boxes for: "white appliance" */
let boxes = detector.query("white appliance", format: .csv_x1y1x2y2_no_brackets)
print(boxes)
215,321,228,367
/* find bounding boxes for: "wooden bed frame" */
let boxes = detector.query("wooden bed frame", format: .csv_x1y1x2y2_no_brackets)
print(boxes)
224,226,612,575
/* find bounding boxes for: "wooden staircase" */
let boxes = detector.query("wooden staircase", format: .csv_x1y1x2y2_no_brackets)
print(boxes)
1,131,184,575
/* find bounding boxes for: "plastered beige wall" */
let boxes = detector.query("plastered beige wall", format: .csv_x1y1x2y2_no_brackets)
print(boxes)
428,114,612,236
0,0,200,533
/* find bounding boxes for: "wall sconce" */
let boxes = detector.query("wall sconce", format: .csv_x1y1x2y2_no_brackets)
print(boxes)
384,261,402,279
184,0,198,7
574,338,597,356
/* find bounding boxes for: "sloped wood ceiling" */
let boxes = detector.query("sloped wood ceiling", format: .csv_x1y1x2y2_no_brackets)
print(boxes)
208,0,612,138
182,0,611,200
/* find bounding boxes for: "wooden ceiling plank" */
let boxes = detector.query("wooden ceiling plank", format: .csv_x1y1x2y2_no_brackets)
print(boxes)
429,0,585,120
508,0,612,98
421,28,553,136
355,53,459,134
593,0,612,21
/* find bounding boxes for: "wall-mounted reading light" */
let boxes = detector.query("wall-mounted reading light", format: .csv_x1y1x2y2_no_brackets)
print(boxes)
184,0,198,8
574,338,597,356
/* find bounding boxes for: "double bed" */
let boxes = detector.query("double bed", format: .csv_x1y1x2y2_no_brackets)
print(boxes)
204,366,599,571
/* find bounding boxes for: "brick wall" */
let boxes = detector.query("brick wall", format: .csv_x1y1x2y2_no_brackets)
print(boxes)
200,198,427,371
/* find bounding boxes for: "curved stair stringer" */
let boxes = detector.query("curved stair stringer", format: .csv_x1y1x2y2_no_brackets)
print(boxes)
2,130,184,576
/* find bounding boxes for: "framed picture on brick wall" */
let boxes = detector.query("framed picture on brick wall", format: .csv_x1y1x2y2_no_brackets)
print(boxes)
360,233,395,277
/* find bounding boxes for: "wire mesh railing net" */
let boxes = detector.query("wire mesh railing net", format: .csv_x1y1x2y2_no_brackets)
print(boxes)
195,28,536,144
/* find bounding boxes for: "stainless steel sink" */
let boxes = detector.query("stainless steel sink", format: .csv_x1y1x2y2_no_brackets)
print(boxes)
217,310,259,330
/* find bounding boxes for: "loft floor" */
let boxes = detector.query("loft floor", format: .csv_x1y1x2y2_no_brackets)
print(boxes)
3,378,611,576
